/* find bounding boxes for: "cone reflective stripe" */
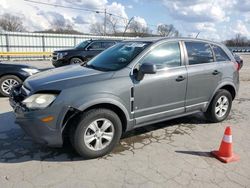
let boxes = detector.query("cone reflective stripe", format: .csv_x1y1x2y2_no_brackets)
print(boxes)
223,135,232,143
211,126,240,163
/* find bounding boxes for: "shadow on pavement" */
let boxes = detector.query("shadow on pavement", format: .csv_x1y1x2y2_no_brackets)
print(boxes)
175,150,213,158
0,110,209,163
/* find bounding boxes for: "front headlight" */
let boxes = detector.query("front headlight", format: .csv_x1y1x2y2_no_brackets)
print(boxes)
22,94,57,110
22,68,40,75
57,52,68,59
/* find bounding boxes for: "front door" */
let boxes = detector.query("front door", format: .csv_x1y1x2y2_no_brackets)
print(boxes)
85,41,104,60
133,41,187,126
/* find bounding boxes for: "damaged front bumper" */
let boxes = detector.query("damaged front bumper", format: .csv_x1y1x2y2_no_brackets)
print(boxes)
9,85,67,147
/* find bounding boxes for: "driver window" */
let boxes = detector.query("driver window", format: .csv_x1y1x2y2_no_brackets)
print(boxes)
140,42,181,69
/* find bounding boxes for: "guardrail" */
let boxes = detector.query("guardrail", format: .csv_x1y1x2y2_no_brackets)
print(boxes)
0,52,52,56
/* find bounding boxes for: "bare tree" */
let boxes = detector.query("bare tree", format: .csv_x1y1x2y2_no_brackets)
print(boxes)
106,15,119,35
46,18,80,34
225,33,249,47
90,22,104,36
128,19,150,37
157,24,179,37
0,13,25,32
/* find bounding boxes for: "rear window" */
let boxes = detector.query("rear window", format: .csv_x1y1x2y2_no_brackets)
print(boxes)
211,45,230,62
185,42,214,65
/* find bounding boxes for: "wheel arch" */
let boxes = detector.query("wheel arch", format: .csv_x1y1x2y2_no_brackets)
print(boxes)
69,56,86,62
219,85,236,100
0,73,24,81
61,102,131,141
206,83,236,111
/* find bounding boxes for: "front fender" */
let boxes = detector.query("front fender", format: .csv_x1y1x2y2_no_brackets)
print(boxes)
71,93,132,121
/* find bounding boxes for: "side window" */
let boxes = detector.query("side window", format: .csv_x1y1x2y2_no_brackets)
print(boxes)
211,45,230,62
140,42,181,69
102,42,116,49
88,42,103,50
185,42,214,65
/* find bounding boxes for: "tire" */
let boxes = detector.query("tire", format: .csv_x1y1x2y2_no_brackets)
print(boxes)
71,109,122,159
0,75,22,97
70,57,83,65
205,89,232,123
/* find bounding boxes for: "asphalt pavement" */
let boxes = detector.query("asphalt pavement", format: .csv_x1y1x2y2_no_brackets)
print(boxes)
0,55,250,187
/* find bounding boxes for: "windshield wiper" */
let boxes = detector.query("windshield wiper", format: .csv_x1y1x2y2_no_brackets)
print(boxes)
84,64,111,71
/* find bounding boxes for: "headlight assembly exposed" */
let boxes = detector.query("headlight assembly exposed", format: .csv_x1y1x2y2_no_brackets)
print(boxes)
22,94,57,110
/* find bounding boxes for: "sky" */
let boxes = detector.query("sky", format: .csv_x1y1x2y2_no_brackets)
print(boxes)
0,0,249,41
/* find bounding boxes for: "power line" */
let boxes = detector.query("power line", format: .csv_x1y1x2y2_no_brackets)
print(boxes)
24,0,103,13
24,0,159,28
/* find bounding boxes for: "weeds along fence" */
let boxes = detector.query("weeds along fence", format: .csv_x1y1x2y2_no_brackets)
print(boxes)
0,31,134,61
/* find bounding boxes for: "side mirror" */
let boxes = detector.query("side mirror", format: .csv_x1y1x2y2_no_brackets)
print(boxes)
140,63,157,74
136,63,157,81
86,46,92,50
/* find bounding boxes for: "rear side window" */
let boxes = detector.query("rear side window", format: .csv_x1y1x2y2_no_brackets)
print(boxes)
88,42,103,50
140,42,181,69
102,42,116,49
185,42,214,65
211,45,230,62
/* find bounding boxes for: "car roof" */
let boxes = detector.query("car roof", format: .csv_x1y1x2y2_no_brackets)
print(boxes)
123,37,222,46
88,39,121,42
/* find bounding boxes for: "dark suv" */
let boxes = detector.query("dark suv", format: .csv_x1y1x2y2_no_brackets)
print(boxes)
52,39,120,67
10,37,239,159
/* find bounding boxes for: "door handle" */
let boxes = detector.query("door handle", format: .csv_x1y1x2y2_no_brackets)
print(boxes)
176,75,185,82
212,70,220,75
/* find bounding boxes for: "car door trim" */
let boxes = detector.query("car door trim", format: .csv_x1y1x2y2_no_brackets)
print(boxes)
135,106,185,125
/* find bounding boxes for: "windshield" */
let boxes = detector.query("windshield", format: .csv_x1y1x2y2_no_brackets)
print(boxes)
74,40,91,49
85,41,151,71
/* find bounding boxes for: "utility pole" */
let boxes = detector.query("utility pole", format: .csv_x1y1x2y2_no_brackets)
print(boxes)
195,32,200,38
104,8,107,36
123,17,134,37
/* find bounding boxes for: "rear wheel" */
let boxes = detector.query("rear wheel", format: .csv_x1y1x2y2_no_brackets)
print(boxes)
205,89,232,123
71,109,122,159
0,75,22,97
70,57,83,65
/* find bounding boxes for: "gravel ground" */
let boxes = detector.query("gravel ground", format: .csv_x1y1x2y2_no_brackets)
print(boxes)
0,55,249,188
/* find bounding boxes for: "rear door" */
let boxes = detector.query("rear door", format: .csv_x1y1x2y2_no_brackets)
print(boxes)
184,41,222,112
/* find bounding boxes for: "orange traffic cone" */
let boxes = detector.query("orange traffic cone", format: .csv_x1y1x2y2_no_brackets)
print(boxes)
211,126,240,163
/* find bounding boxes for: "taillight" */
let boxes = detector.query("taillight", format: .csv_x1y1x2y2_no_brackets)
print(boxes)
233,61,240,71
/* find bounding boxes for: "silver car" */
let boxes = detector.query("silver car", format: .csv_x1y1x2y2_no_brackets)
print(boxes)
10,37,239,159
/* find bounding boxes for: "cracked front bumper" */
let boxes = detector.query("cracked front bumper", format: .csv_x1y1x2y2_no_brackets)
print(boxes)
9,86,65,147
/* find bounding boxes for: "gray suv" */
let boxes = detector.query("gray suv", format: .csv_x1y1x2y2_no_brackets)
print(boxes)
9,38,239,159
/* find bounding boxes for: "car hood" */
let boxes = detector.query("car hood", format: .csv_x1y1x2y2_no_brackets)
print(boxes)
54,48,80,53
0,62,37,69
24,65,114,92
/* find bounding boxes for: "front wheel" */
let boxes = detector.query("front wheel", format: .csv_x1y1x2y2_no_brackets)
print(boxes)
0,75,22,97
70,57,83,65
71,109,122,159
205,89,232,123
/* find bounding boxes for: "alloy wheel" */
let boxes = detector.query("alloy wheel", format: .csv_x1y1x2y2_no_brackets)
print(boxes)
1,79,19,95
84,118,114,151
215,96,229,118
